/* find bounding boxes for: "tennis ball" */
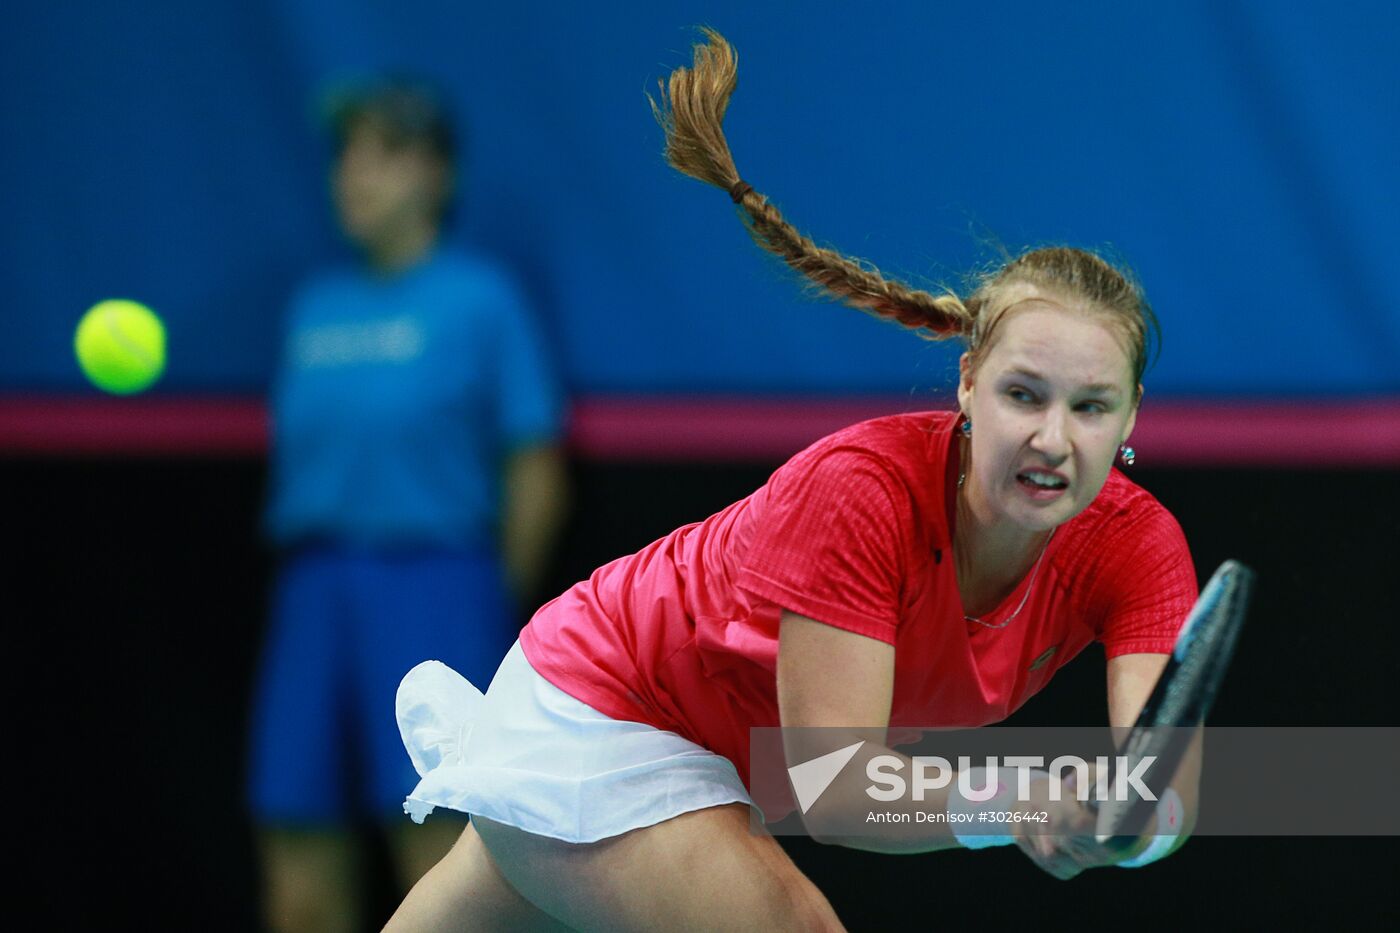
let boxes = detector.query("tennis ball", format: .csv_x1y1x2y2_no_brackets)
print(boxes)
74,299,167,395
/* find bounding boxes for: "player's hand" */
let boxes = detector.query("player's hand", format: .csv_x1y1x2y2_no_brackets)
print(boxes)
1012,770,1131,880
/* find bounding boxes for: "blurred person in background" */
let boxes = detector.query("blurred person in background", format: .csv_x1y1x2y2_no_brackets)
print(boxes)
247,78,568,932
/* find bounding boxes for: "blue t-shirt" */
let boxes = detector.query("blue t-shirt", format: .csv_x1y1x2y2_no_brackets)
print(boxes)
265,248,563,550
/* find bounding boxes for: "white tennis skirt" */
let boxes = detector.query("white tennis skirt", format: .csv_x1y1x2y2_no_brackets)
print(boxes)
396,640,753,843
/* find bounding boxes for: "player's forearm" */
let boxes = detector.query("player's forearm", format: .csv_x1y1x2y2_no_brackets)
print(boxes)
789,734,984,855
1155,726,1203,848
502,445,569,601
1107,725,1203,868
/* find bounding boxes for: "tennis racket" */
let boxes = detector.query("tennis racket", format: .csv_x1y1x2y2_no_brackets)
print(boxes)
1092,559,1255,848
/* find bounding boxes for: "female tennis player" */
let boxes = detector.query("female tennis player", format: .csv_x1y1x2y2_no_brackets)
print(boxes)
385,31,1200,931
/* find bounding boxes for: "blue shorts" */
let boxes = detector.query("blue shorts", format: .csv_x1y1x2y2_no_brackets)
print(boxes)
247,545,516,824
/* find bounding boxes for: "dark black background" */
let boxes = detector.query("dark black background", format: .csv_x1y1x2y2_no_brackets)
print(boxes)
10,455,1398,930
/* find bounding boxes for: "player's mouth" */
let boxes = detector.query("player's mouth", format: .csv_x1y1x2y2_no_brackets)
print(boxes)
1015,469,1069,500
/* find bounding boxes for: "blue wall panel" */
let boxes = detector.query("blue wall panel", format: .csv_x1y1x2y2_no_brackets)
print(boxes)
2,1,1396,396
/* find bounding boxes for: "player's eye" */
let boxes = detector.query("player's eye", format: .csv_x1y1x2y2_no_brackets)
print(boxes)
1075,400,1107,414
1007,386,1036,404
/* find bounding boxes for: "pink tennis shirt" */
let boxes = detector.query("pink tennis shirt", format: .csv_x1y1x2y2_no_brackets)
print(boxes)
520,411,1195,791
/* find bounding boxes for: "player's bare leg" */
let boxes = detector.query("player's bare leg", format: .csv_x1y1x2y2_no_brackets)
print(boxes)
385,821,574,932
476,803,843,932
387,816,469,891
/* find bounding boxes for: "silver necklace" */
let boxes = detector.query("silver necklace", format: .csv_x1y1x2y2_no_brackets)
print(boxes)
961,529,1055,630
955,437,1055,629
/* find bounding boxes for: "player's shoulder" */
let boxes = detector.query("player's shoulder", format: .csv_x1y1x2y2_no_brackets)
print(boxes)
771,410,956,497
805,410,956,462
1056,470,1188,571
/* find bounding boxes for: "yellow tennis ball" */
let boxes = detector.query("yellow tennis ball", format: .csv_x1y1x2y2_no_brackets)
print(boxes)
74,299,167,395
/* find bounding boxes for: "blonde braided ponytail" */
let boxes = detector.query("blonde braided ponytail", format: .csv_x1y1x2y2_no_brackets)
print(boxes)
650,29,972,340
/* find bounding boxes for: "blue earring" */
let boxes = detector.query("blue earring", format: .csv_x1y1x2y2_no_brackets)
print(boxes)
1120,445,1136,466
960,418,972,437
